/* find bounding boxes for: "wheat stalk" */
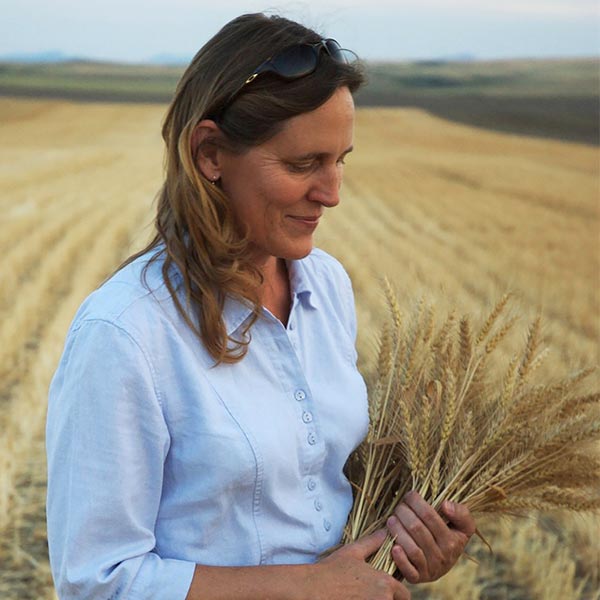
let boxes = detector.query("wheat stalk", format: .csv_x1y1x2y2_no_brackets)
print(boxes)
343,287,600,577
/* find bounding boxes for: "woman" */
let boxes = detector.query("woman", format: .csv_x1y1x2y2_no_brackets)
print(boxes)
46,13,475,600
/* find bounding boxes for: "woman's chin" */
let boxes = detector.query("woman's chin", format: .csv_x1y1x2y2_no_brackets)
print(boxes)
284,242,314,261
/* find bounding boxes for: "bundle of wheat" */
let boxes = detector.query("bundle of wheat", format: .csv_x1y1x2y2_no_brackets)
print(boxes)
343,283,600,575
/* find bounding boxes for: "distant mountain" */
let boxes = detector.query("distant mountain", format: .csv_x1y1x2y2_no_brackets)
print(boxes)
415,53,477,65
0,50,193,66
146,53,193,66
0,50,75,63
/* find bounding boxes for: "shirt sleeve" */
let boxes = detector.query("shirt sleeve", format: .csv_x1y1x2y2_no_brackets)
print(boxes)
46,318,196,600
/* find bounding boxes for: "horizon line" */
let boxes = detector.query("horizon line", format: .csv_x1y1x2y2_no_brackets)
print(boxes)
1,53,599,67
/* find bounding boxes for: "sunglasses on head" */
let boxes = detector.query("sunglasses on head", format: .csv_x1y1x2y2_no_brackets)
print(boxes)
213,38,357,119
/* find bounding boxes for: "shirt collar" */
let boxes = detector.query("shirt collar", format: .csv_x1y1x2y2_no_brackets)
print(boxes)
149,247,247,337
286,256,319,311
222,294,255,337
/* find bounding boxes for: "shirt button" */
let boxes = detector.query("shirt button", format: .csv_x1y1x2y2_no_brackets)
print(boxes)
307,479,317,491
294,389,306,401
302,411,313,423
307,433,317,445
323,519,332,531
314,499,323,511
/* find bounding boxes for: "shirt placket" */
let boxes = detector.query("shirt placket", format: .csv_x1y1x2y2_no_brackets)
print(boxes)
276,296,333,538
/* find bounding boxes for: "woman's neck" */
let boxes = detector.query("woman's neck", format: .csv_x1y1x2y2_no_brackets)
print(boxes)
258,258,291,326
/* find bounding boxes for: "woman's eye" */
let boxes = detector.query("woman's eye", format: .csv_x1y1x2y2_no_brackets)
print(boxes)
287,162,314,173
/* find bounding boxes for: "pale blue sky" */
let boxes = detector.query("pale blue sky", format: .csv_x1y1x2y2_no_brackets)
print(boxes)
2,0,599,62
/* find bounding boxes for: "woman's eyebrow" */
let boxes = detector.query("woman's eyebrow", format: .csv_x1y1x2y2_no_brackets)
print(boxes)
291,145,354,161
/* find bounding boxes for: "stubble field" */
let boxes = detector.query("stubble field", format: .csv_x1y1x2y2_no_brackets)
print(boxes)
0,96,598,599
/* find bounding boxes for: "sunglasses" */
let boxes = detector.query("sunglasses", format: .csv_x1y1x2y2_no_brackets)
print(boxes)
214,38,357,118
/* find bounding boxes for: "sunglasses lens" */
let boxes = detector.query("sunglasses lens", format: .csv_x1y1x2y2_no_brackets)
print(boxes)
269,45,318,79
325,39,357,64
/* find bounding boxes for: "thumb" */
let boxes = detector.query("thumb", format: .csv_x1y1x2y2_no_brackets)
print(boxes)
349,528,388,560
441,501,476,537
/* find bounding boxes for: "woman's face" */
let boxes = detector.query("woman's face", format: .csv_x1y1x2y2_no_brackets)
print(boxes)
218,86,355,268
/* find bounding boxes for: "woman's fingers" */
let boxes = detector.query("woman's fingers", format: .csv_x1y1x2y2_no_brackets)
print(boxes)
348,528,389,560
391,543,421,584
387,491,476,582
440,500,476,537
401,491,451,544
317,533,412,599
387,513,435,577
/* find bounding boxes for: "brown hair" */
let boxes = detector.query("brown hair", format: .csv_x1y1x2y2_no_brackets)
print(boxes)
119,13,365,364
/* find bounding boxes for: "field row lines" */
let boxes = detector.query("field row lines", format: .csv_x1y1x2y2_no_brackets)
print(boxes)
343,172,599,342
0,200,150,537
331,183,598,368
0,151,125,201
0,203,115,414
0,203,102,315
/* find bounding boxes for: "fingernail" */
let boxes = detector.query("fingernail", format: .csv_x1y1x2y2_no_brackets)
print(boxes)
445,501,455,515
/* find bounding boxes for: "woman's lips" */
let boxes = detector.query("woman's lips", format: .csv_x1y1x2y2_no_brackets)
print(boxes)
288,215,321,228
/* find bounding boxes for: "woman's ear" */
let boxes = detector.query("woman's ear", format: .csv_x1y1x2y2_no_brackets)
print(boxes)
191,120,223,183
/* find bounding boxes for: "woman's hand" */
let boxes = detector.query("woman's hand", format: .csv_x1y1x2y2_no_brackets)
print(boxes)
313,529,411,600
386,491,476,584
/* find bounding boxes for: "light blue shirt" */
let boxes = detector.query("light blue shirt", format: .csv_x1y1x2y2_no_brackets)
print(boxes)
46,247,369,600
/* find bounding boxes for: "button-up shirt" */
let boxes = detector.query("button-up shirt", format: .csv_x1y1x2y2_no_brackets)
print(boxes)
46,247,369,600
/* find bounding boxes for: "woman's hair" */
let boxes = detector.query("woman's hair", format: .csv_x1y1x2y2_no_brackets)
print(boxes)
118,12,365,364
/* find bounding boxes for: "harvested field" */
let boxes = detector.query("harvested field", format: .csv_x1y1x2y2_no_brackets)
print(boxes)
0,96,598,599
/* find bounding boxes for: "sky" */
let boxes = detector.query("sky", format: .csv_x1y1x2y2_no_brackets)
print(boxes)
2,0,599,63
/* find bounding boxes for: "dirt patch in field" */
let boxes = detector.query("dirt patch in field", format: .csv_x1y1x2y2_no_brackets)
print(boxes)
1,85,598,147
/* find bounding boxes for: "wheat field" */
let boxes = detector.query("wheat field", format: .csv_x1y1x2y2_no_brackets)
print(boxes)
0,96,598,599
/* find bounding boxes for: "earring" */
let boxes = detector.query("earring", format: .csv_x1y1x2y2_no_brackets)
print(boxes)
210,176,219,185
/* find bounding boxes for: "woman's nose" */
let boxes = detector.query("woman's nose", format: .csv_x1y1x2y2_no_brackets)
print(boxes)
309,164,342,207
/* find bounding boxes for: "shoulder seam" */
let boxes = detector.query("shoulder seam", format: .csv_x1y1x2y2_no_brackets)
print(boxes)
97,277,168,323
72,318,165,409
